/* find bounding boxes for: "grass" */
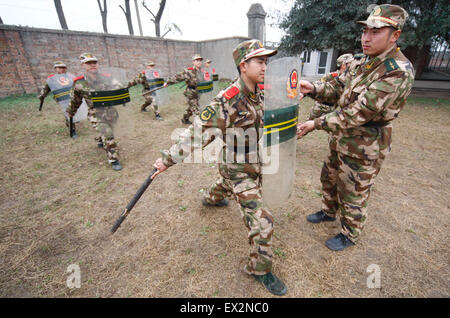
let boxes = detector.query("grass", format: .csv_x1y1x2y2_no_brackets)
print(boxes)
0,83,448,298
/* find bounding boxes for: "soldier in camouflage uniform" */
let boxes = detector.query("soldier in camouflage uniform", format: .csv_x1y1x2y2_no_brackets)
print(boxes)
37,61,79,138
152,40,287,296
308,54,354,120
297,4,415,251
127,61,163,120
163,54,204,125
67,53,123,171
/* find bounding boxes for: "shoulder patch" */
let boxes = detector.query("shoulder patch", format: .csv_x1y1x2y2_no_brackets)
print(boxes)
223,86,240,100
187,67,194,71
384,58,399,72
258,83,264,90
47,74,55,78
73,75,85,82
331,72,339,78
141,70,145,74
200,105,216,122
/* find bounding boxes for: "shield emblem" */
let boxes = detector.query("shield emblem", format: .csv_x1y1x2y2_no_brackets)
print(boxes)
260,57,302,209
197,68,213,110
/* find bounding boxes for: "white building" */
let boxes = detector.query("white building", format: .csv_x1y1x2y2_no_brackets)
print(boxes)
300,49,338,77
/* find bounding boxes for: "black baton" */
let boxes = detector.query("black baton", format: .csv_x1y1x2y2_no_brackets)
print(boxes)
111,168,158,234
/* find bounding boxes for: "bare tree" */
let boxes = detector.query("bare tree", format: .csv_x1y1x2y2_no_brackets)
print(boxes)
141,0,166,37
134,0,143,36
97,0,108,33
54,0,68,30
119,0,134,35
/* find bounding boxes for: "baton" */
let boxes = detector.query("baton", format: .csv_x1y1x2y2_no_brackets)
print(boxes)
39,99,44,111
69,116,74,138
142,85,166,96
111,168,158,234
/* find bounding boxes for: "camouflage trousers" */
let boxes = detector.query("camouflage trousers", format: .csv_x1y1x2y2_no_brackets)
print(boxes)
183,89,200,121
88,108,119,163
203,163,274,275
141,93,160,116
320,149,384,242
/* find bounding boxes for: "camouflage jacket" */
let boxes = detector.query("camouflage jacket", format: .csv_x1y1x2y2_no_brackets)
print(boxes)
67,73,122,116
127,71,149,90
311,45,414,160
166,66,203,98
161,77,264,178
308,72,341,120
37,83,51,101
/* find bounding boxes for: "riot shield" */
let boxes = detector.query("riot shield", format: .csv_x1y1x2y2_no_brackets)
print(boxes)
46,73,87,122
198,68,214,110
87,67,132,139
261,57,301,209
145,69,169,106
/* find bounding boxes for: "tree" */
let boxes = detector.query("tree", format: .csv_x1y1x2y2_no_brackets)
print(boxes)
278,0,450,77
54,0,68,30
141,0,166,37
119,0,134,35
97,0,108,33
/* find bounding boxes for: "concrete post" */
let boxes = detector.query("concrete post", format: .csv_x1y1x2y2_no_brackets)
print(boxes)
247,3,266,43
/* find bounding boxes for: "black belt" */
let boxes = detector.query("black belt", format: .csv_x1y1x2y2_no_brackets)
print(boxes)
187,85,196,89
362,121,390,128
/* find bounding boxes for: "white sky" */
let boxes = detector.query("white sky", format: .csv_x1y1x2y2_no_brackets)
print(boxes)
0,0,294,43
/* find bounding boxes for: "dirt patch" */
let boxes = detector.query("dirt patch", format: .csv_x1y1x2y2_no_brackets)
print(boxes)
0,86,448,297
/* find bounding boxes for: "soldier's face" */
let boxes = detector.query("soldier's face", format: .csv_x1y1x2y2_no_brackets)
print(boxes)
55,67,67,74
82,61,98,74
193,59,202,68
241,56,267,84
361,27,401,57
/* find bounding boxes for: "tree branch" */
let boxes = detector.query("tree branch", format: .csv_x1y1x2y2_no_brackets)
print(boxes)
141,1,156,20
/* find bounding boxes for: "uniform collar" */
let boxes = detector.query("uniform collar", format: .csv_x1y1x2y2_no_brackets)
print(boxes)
237,77,260,101
363,44,399,73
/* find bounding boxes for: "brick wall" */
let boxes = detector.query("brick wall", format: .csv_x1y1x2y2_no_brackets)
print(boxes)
0,25,212,97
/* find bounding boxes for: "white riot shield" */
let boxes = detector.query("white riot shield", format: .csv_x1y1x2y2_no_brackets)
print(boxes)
145,69,169,106
198,68,214,110
88,67,131,138
261,57,301,209
46,73,87,122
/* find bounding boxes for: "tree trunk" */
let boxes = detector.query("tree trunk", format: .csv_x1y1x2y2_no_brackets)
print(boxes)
404,45,431,79
134,0,143,36
154,0,166,37
97,0,108,33
54,0,68,30
119,0,134,35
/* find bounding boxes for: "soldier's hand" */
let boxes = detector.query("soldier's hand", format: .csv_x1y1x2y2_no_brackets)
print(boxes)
299,80,314,100
163,82,168,88
297,120,315,139
152,158,168,179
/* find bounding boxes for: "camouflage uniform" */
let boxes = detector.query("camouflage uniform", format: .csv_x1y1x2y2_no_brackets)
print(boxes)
127,70,161,117
67,72,121,163
309,5,414,242
161,41,278,276
308,54,354,120
166,56,203,123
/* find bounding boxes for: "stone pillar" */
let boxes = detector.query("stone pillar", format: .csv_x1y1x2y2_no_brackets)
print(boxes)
247,3,266,43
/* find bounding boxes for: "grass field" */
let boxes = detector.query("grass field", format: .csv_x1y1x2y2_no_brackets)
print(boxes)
0,83,449,297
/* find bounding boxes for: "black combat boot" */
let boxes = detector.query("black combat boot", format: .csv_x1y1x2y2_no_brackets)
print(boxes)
155,113,164,120
306,210,336,223
325,233,355,251
71,131,79,139
252,272,287,296
111,160,123,171
181,118,192,125
202,199,228,207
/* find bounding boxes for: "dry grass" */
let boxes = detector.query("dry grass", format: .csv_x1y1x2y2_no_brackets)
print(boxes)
0,84,449,298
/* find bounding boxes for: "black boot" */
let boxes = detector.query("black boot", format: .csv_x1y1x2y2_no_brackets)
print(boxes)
111,160,123,171
306,210,336,223
202,199,228,207
252,272,287,296
325,233,355,251
155,114,164,121
181,118,192,125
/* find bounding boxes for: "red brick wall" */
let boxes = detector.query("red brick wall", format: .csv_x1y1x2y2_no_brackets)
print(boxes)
0,25,200,97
